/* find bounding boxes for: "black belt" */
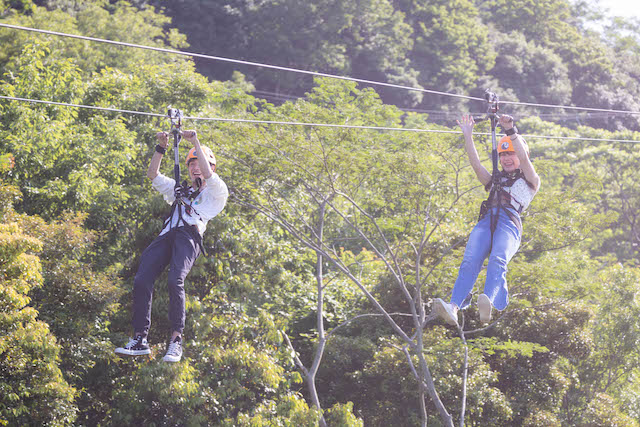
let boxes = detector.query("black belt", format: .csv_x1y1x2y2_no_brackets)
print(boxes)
478,202,522,233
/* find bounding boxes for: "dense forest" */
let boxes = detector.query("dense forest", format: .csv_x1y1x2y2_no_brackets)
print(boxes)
1,0,640,425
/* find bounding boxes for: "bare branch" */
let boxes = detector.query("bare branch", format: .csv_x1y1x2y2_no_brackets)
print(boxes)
282,331,309,377
325,192,417,319
458,315,469,427
334,190,406,285
326,312,414,340
235,197,413,343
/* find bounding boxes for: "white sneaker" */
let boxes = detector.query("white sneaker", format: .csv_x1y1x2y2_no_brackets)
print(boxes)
162,336,183,363
478,294,492,324
433,298,459,326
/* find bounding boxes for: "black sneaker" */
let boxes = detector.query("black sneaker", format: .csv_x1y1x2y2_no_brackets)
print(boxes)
115,335,151,356
162,336,183,363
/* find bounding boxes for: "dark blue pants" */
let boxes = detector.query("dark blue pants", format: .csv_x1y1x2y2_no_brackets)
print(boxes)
132,227,201,338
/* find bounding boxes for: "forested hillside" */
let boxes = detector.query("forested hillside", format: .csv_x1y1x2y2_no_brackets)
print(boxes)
1,0,640,425
140,0,640,131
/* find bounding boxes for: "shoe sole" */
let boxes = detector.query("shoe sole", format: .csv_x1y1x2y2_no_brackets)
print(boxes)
478,294,492,323
115,349,152,357
162,356,182,363
433,298,458,326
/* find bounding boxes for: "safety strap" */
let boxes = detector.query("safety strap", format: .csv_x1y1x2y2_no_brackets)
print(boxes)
479,170,531,232
161,181,207,255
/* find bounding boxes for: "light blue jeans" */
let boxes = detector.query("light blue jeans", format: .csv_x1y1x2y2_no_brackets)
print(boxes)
450,207,521,311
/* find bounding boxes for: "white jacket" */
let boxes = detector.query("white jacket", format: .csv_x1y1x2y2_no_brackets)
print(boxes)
152,173,229,236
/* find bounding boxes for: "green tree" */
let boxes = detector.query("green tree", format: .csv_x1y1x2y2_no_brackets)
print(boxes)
0,0,188,74
561,265,640,425
479,0,640,131
490,31,572,108
396,0,496,109
0,156,77,426
145,0,419,104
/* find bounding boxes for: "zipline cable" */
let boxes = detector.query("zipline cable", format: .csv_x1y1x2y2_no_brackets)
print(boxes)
500,99,640,115
0,23,482,103
2,94,639,143
0,95,461,134
0,95,166,118
5,23,640,117
252,89,640,120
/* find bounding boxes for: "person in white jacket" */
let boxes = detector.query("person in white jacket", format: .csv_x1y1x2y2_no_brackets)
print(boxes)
116,130,228,362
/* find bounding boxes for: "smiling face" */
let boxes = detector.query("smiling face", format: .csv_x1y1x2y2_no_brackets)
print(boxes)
499,151,520,173
187,159,216,188
188,159,204,187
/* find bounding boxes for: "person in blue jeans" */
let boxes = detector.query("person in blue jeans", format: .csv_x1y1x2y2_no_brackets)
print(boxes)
115,130,228,361
434,114,540,325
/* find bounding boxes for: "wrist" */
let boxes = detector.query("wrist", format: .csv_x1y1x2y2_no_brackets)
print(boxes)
505,126,518,136
155,144,166,155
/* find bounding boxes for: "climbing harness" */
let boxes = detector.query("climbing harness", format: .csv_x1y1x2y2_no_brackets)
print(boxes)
476,91,537,235
476,91,536,235
161,107,206,254
479,168,536,232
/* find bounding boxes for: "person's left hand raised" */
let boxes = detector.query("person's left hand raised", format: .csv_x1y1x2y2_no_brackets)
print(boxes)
182,130,198,144
498,114,514,131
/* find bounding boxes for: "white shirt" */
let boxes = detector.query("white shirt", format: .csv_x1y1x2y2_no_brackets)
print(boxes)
502,175,537,213
152,173,229,236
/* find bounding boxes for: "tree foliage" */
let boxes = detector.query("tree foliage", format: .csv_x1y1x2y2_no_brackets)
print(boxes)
0,159,77,426
0,0,639,425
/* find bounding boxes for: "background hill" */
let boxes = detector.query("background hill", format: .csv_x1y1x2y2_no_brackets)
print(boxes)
1,0,640,425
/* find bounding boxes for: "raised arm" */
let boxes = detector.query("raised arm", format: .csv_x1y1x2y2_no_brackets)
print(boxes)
147,132,169,180
458,114,492,187
182,130,214,179
499,115,541,192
